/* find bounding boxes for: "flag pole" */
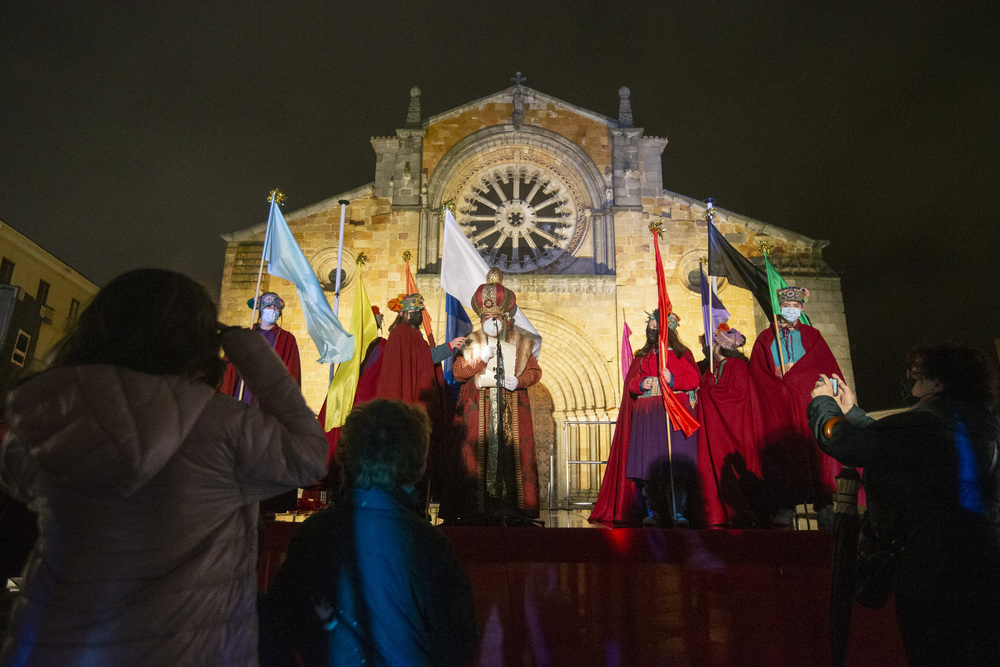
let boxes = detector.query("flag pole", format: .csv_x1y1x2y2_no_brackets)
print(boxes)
762,247,788,378
333,200,349,316
330,199,349,384
622,307,627,384
705,199,715,376
250,190,283,328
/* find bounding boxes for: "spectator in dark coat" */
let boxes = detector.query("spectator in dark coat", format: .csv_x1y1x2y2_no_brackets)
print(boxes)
808,342,1000,665
265,398,479,666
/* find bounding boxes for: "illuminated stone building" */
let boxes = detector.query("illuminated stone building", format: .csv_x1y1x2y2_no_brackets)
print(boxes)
219,79,853,506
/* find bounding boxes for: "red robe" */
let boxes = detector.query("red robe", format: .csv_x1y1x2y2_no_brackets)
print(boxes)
749,323,842,507
589,348,700,525
220,325,300,403
696,357,764,526
375,324,451,495
442,330,541,521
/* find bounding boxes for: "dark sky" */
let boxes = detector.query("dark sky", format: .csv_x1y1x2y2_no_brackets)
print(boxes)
3,2,998,409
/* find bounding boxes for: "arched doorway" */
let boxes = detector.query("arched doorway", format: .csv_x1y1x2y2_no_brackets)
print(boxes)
527,382,555,511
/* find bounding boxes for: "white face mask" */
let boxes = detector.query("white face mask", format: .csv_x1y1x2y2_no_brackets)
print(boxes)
780,306,801,323
261,308,280,325
482,318,502,337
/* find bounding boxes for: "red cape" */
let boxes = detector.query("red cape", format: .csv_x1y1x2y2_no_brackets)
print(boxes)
591,348,701,525
589,355,644,525
377,324,439,405
696,358,764,525
749,323,842,505
374,324,452,496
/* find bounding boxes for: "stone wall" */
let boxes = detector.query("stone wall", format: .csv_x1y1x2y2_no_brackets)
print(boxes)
218,84,854,504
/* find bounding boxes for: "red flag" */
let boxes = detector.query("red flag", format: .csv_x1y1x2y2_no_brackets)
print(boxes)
620,317,634,380
653,227,700,437
404,258,435,347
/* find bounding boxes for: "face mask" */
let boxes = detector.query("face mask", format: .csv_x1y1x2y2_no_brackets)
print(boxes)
483,319,502,337
646,328,658,343
900,377,920,406
780,307,802,322
261,309,279,325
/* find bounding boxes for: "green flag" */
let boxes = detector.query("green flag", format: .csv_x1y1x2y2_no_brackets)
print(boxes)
764,251,811,326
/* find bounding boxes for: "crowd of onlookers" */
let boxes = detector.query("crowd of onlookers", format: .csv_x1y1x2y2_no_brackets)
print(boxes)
1,268,998,665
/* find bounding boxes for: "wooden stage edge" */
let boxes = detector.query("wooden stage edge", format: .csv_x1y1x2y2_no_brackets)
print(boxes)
258,509,906,666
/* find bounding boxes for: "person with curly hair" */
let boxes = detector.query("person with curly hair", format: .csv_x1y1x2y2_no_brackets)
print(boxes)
265,399,478,666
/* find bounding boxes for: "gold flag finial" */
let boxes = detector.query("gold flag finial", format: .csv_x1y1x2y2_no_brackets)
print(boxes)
649,220,664,238
442,199,456,213
356,252,369,266
402,250,412,262
758,240,774,256
267,189,286,205
699,256,708,264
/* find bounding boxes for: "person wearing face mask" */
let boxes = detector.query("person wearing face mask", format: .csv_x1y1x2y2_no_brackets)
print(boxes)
808,342,1000,665
590,310,702,526
439,270,542,522
221,291,301,406
749,286,843,527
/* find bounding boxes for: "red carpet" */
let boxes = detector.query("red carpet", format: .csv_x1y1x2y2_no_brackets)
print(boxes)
259,522,905,665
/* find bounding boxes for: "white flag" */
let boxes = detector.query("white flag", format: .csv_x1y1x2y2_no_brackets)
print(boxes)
440,209,542,358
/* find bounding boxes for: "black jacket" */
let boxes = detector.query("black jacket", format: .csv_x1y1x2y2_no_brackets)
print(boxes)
808,394,1000,599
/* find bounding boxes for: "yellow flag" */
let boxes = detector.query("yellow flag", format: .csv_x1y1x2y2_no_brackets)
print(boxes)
323,275,378,430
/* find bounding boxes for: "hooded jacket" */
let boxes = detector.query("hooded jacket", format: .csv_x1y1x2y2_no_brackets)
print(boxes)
0,328,327,666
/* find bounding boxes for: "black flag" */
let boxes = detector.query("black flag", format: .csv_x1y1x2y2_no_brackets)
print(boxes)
706,221,774,321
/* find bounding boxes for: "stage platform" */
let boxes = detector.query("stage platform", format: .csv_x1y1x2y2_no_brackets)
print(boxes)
259,509,905,666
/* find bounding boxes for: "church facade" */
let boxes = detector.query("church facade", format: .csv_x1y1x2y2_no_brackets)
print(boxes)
219,79,853,507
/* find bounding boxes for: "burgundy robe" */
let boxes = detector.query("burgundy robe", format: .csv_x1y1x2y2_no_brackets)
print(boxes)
749,323,842,507
220,325,300,404
375,325,451,496
696,357,764,526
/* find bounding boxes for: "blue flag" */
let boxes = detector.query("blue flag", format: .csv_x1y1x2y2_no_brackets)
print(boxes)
262,198,354,363
443,293,474,400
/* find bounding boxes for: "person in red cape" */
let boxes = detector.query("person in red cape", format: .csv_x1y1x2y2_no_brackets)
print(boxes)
749,286,842,526
376,293,465,507
589,341,645,526
697,324,767,527
440,270,542,522
591,310,701,526
221,291,301,404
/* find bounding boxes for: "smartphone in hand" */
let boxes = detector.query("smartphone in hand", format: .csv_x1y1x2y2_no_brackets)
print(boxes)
830,378,839,395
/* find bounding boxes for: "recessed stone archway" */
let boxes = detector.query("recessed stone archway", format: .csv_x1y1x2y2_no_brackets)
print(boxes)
519,307,618,506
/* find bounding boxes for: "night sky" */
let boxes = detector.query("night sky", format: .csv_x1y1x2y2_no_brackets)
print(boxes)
3,2,998,410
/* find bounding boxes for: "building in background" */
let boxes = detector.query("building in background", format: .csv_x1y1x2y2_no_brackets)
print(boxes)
0,221,99,392
219,80,853,507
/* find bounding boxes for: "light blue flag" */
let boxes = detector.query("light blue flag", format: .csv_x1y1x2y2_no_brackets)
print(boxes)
262,199,354,363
